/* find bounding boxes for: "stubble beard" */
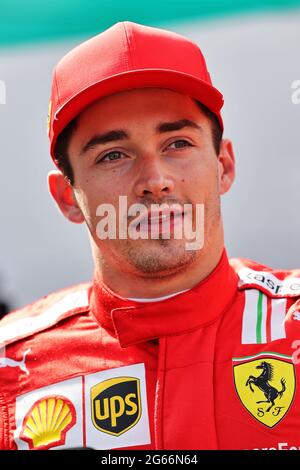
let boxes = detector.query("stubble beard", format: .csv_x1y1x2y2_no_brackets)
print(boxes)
124,237,198,276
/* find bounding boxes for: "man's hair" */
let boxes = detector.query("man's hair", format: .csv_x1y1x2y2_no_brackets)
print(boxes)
54,101,223,186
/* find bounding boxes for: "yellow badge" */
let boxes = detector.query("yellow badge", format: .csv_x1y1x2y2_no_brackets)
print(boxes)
20,395,76,450
233,354,296,428
91,377,142,436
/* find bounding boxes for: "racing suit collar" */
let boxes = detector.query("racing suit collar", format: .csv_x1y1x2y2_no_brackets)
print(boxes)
90,248,238,347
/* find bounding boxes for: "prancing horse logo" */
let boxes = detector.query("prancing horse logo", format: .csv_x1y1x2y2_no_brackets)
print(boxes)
233,355,295,428
245,361,286,412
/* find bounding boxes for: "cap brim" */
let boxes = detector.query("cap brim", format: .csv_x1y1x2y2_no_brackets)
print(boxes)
50,69,224,159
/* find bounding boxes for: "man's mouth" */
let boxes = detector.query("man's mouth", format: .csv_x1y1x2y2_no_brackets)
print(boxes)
131,207,185,235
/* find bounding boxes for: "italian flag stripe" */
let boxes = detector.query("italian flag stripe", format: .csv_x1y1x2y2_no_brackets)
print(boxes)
266,295,272,344
242,290,287,344
256,291,263,343
232,352,292,362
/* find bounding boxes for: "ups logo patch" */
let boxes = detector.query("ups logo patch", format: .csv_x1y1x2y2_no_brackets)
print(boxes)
90,377,141,436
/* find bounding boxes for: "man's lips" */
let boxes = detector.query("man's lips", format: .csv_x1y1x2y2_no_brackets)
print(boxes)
131,207,185,230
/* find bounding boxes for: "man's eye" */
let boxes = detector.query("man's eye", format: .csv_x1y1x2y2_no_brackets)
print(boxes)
99,151,124,162
167,140,192,150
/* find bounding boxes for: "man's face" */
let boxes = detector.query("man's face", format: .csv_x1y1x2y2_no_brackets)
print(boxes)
66,88,229,276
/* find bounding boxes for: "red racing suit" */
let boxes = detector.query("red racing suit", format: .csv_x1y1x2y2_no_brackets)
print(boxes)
0,249,300,450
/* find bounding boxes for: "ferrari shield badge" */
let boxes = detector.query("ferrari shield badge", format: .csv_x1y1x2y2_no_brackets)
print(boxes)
233,353,296,428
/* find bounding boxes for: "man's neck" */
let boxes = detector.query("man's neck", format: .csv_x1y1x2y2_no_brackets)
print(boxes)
93,241,225,299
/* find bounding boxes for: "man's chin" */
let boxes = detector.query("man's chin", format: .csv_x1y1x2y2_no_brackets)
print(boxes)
125,241,198,276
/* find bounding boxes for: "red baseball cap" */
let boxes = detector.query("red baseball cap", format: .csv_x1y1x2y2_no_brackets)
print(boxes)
48,21,224,162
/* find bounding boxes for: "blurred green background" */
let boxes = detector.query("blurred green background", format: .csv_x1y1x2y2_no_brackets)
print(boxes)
1,0,300,46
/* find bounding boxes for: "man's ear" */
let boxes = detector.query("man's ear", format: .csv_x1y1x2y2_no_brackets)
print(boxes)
48,170,85,224
217,139,236,195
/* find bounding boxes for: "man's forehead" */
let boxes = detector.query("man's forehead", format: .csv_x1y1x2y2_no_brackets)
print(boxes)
79,87,197,116
76,88,205,131
68,89,208,156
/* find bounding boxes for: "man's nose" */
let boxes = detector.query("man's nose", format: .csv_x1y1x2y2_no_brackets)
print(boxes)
134,157,175,198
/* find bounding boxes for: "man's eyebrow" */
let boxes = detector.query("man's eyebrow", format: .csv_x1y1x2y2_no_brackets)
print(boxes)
156,119,203,134
80,130,128,155
80,119,202,155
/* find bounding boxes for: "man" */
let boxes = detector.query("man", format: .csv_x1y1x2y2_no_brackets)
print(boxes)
0,21,300,451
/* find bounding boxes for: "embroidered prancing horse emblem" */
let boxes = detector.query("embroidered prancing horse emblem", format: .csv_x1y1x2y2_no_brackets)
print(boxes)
246,361,286,412
233,354,295,428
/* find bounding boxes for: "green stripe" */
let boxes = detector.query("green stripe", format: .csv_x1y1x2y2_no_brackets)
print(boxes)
0,0,300,47
232,352,292,361
256,291,263,344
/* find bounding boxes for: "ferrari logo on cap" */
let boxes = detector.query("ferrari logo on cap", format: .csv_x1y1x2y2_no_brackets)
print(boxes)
19,395,76,450
91,376,142,436
233,354,295,428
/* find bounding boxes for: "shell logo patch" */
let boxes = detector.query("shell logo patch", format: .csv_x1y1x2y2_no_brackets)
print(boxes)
19,395,76,450
233,353,296,428
91,377,141,436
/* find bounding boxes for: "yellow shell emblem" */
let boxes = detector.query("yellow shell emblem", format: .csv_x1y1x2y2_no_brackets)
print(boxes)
20,395,76,450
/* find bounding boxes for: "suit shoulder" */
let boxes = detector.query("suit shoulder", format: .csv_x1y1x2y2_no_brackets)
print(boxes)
0,283,91,348
229,256,300,298
230,257,300,342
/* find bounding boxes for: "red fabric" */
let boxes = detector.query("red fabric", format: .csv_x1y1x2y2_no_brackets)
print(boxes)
1,250,300,450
